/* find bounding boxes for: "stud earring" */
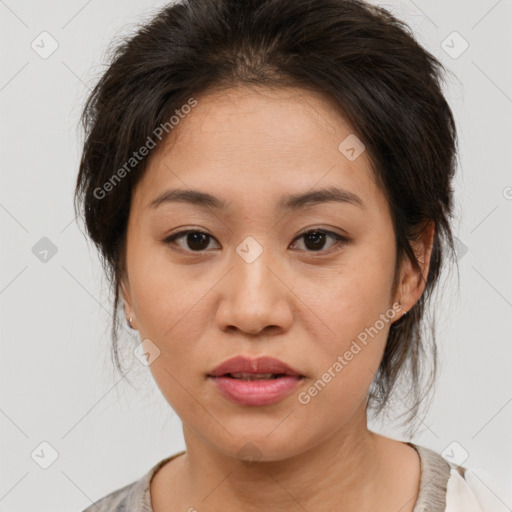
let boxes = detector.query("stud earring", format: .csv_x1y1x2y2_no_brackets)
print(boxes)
398,300,408,317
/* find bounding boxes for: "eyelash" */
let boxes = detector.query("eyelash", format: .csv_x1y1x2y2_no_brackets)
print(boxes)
163,228,349,255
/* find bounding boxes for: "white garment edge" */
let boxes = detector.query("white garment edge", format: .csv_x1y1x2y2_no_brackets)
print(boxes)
445,465,512,512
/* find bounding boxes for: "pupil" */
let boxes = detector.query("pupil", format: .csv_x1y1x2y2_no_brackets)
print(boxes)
305,231,325,251
188,232,208,251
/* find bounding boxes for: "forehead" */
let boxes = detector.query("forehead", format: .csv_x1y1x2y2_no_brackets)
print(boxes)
131,86,387,217
159,85,362,165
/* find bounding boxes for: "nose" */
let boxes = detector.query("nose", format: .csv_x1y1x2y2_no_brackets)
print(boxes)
214,242,294,336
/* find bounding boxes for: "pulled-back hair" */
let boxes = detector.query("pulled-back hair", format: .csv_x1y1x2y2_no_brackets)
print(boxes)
74,0,460,434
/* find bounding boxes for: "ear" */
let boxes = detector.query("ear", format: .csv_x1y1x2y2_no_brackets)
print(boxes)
120,273,136,328
395,220,435,315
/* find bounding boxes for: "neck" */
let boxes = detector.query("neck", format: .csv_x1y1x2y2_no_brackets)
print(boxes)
177,408,385,511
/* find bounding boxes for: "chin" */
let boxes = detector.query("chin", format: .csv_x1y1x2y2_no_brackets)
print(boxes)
207,424,309,463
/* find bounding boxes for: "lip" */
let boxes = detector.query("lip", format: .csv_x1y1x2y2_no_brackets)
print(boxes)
207,355,303,378
207,355,305,406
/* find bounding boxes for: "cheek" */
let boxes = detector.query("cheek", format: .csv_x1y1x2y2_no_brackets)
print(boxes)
129,260,214,413
128,239,211,339
298,246,396,396
308,248,395,343
291,287,392,434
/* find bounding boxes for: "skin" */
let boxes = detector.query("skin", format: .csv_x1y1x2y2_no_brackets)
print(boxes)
121,85,435,512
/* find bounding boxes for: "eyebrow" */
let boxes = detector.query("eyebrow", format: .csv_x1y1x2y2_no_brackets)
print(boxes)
148,186,365,211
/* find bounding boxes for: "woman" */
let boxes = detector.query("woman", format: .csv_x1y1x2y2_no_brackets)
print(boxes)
75,0,505,510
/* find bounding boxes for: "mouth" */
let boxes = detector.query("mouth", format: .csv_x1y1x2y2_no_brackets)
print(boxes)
207,373,304,406
207,355,305,379
206,356,305,406
214,372,304,380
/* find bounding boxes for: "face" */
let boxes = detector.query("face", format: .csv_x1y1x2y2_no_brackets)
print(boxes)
121,85,433,461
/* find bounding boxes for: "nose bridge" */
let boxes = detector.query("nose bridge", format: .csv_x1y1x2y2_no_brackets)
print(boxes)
235,235,276,296
216,234,292,334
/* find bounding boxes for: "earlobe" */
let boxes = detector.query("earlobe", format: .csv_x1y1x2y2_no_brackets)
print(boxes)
120,277,130,307
120,277,136,327
396,221,435,315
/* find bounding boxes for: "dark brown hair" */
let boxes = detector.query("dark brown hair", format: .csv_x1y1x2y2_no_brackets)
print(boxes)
74,0,460,434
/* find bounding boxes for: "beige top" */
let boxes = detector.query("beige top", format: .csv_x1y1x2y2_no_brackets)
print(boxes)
80,442,503,511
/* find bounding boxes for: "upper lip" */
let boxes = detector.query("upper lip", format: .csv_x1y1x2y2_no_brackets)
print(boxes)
208,356,303,377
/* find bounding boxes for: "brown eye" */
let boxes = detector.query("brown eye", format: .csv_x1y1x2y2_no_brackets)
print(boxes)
291,229,348,253
164,230,218,252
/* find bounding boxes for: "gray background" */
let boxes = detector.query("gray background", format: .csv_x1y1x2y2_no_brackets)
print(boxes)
1,0,511,510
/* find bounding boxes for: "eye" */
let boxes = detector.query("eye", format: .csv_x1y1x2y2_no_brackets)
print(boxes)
163,230,219,252
290,229,348,254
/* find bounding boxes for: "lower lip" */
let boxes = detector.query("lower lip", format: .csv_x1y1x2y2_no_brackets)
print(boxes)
208,375,304,406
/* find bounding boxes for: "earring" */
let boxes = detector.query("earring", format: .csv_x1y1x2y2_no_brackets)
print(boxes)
398,300,408,317
128,317,135,330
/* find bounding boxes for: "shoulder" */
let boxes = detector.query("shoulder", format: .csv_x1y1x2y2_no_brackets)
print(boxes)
408,442,509,512
81,480,137,512
81,451,186,512
445,464,511,512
